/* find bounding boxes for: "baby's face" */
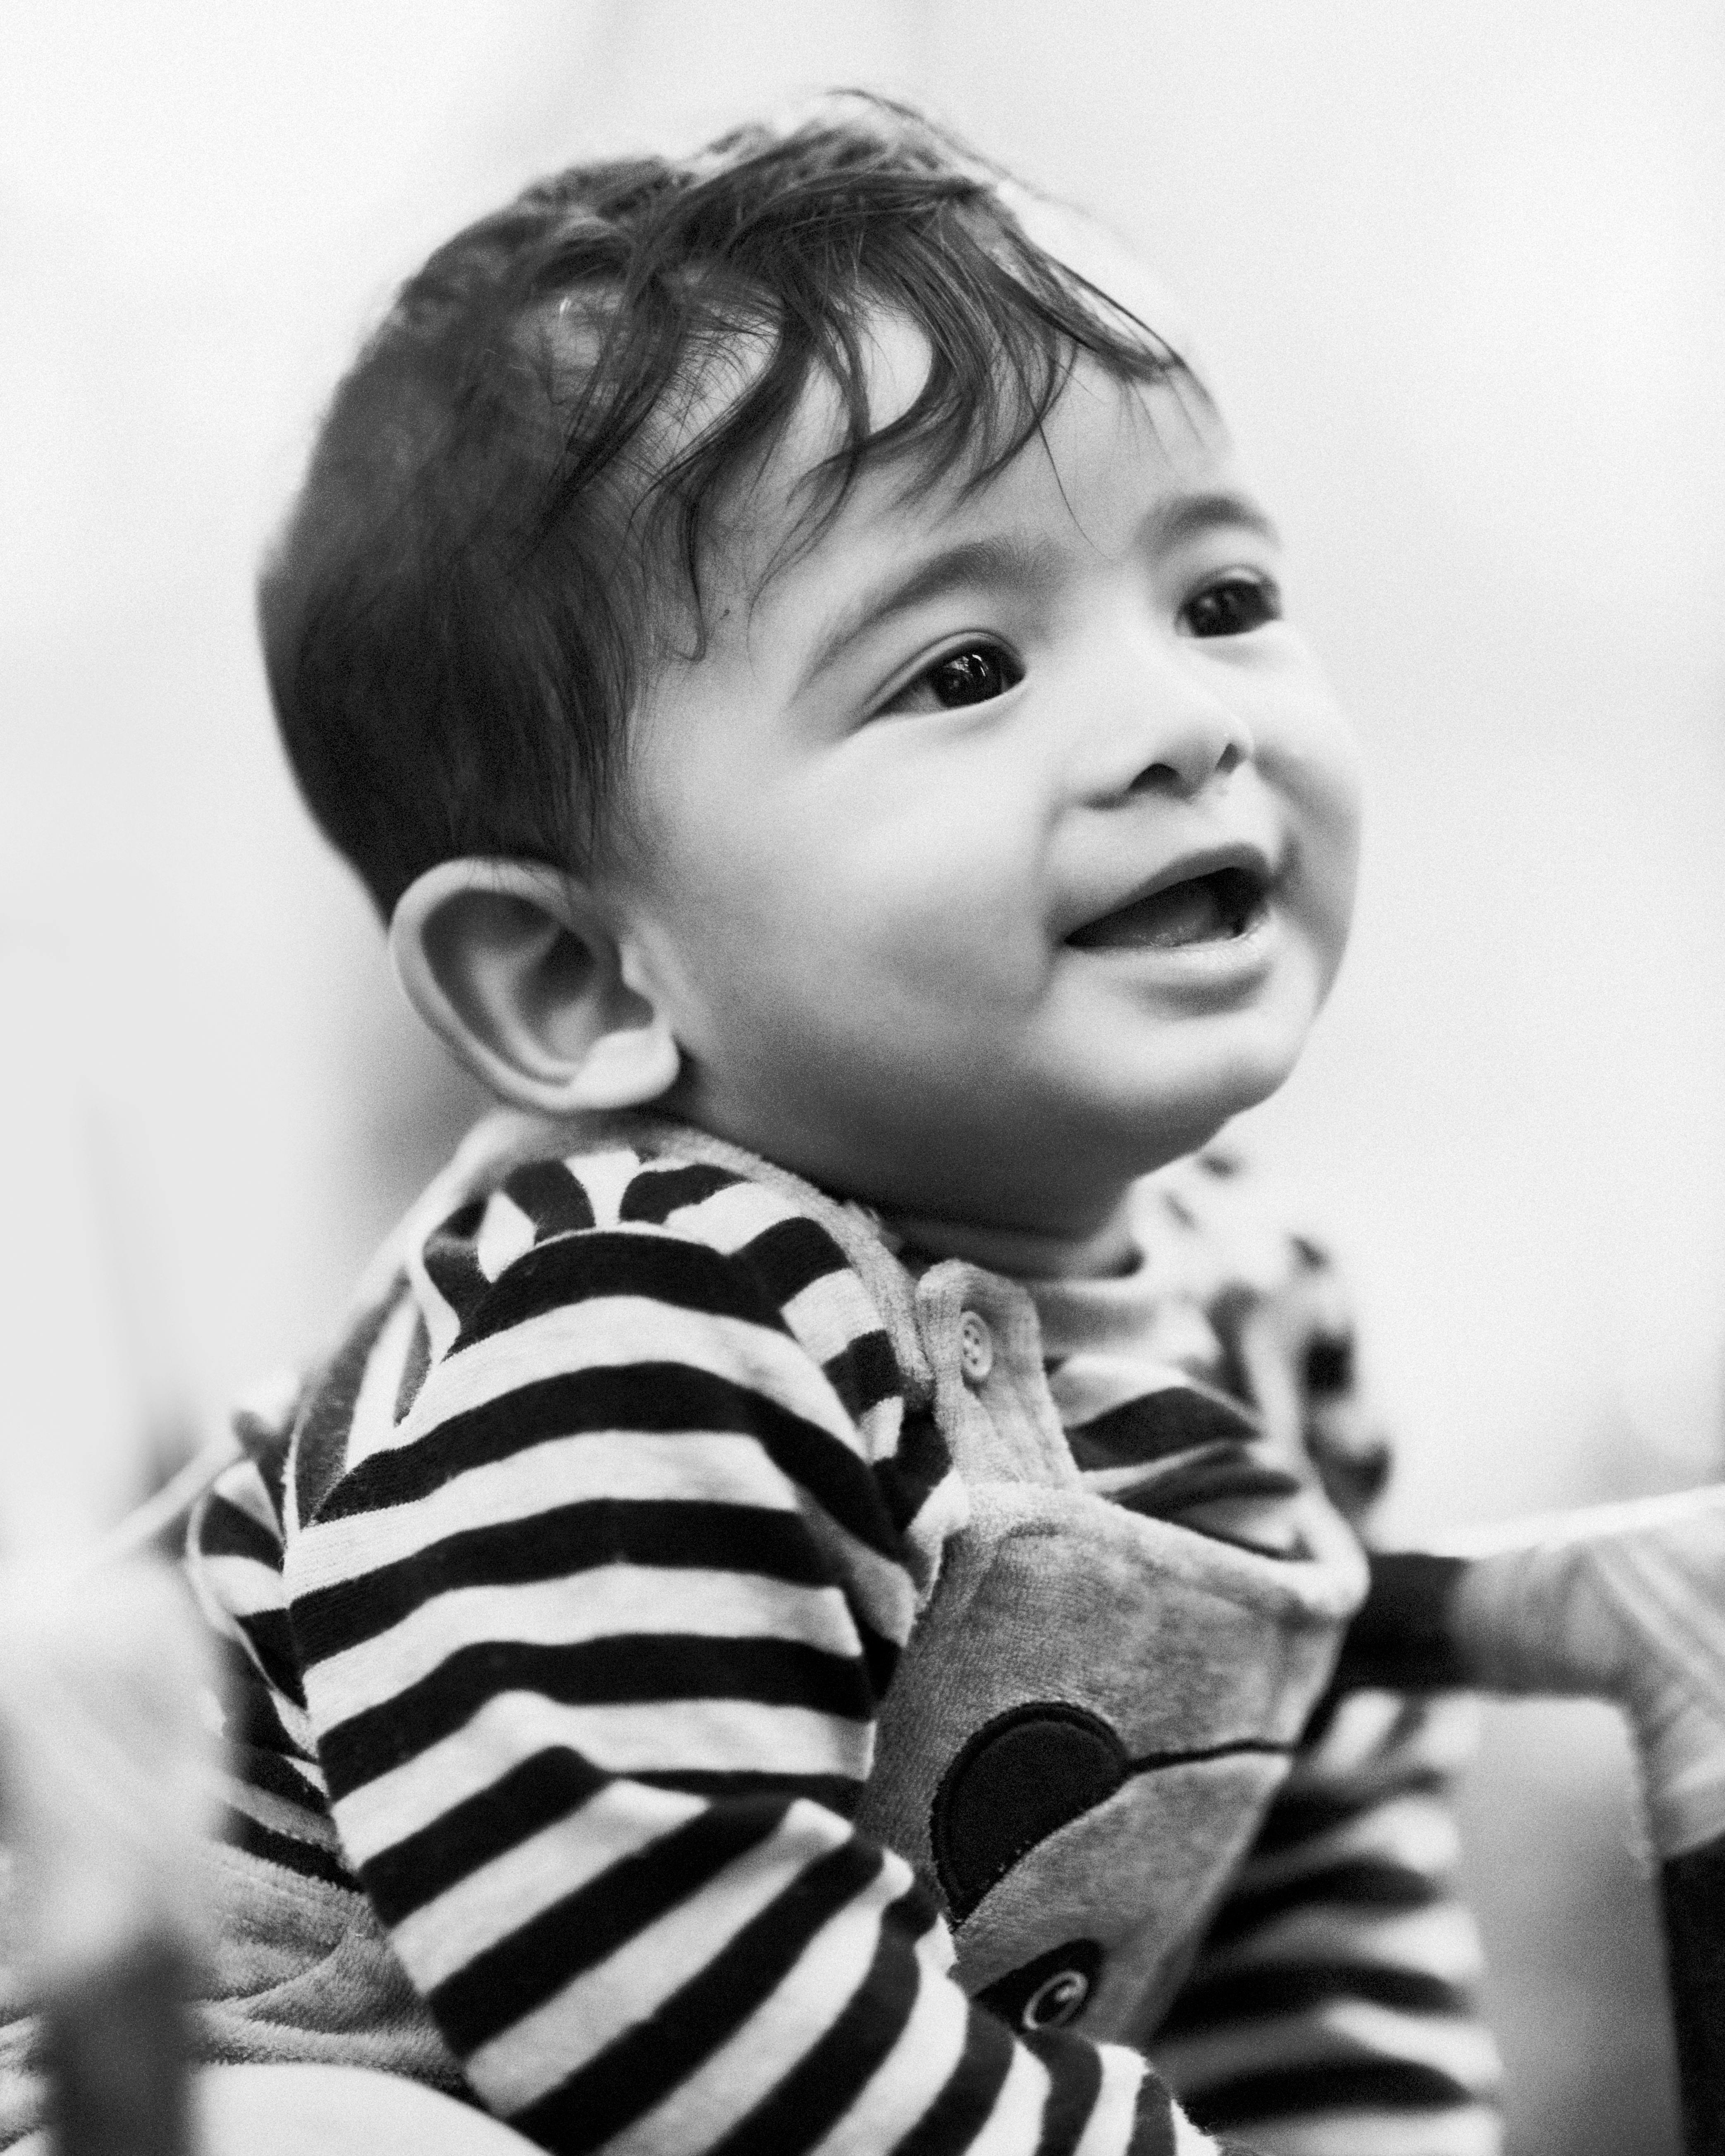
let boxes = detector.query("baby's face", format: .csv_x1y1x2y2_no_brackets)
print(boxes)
614,330,1360,1237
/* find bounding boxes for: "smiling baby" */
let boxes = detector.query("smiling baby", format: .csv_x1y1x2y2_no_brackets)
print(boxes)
185,97,1514,2156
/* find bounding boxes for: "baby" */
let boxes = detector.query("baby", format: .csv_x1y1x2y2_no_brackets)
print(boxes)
170,96,1725,2156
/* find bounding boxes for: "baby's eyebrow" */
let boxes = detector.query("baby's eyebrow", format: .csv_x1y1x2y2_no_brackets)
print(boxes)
1147,487,1282,552
797,531,1066,690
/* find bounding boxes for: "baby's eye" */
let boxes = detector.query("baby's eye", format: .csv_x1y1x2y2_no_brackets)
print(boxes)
1181,573,1281,640
885,640,1025,715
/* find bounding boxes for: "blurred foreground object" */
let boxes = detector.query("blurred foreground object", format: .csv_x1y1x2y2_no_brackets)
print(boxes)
0,1558,220,2156
175,2064,536,2154
0,931,201,1553
0,926,221,2150
0,1554,533,2154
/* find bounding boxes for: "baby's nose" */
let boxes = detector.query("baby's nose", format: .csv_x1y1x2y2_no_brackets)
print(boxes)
1065,599,1259,803
1088,671,1254,801
1127,713,1249,797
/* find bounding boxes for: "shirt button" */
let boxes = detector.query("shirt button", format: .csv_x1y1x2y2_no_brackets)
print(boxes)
958,1310,994,1384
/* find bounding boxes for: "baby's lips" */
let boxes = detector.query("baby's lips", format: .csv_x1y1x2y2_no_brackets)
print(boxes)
1060,835,1279,944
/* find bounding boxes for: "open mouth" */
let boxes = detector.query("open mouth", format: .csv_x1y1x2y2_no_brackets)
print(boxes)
1066,865,1268,953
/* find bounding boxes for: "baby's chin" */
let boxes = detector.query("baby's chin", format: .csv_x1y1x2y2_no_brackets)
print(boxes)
848,1093,1263,1237
1080,1046,1312,1180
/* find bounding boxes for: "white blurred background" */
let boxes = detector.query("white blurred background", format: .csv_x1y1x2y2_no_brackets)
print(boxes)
2,4,1721,2147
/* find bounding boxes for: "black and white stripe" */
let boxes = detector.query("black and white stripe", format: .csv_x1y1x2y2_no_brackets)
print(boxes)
1152,1695,1499,2153
186,1136,1493,2154
1022,1155,1500,2151
196,1144,1206,2154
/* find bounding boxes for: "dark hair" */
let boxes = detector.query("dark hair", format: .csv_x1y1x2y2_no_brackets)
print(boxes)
260,93,1192,918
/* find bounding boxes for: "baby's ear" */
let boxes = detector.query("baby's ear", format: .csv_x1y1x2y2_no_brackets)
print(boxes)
389,860,680,1113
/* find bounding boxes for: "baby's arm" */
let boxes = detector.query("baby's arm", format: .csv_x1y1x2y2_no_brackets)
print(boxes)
1441,1492,1725,1860
1339,1495,1725,1859
287,1186,1251,2156
1345,1496,1725,2149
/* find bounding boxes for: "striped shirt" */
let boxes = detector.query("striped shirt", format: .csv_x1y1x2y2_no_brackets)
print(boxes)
187,1124,1500,2155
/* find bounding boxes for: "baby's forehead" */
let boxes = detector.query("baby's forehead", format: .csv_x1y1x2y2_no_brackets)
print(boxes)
1006,192,1208,380
625,193,1224,655
712,332,1219,625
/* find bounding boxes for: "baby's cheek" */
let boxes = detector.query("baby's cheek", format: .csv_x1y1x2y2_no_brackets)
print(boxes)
1268,732,1362,956
855,862,1047,1013
1305,783,1363,969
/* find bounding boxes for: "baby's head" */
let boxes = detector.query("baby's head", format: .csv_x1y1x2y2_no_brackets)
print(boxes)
263,95,1359,1242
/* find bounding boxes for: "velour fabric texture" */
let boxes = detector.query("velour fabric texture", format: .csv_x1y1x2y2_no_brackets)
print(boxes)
189,1847,463,2085
853,1255,1367,2041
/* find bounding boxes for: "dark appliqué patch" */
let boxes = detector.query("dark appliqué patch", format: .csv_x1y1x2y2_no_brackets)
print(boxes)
931,1702,1128,1920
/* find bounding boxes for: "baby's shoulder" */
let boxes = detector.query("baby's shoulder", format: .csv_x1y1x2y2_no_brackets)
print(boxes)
396,1126,898,1375
270,1124,920,1545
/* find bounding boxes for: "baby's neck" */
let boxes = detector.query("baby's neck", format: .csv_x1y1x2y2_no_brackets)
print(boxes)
877,1196,1141,1281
